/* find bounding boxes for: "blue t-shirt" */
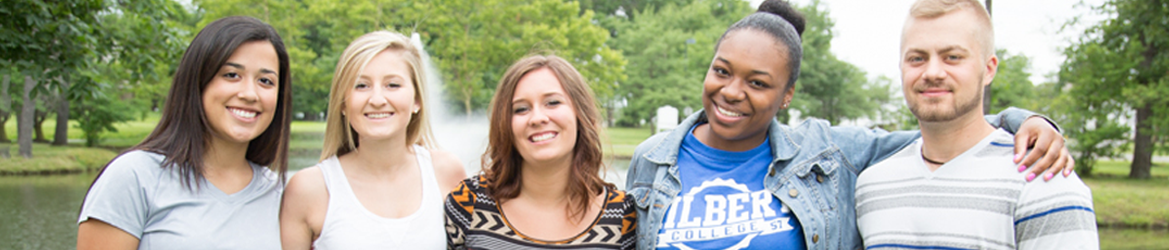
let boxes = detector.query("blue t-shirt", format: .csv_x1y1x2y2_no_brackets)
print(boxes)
656,125,805,249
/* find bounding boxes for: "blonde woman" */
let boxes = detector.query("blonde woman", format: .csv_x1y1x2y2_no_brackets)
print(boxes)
280,31,466,249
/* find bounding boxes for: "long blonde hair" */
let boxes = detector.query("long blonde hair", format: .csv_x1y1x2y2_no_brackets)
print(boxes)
320,31,434,161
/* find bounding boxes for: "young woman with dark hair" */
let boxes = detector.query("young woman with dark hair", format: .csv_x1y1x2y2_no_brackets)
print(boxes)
77,16,292,250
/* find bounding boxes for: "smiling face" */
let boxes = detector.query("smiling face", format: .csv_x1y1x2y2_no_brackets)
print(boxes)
202,40,281,146
700,29,794,151
510,67,578,167
344,49,419,143
900,8,997,123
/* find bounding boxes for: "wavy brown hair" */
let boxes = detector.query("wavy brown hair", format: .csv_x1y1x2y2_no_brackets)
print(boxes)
483,55,612,220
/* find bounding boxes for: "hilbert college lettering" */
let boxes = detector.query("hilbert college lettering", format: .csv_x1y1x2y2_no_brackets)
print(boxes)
657,178,802,250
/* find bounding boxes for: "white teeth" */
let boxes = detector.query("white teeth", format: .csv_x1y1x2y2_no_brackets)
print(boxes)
231,108,256,118
717,106,743,117
367,113,391,119
531,133,556,142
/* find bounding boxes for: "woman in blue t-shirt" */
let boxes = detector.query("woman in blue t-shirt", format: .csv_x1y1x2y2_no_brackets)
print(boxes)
77,16,292,250
624,0,1075,249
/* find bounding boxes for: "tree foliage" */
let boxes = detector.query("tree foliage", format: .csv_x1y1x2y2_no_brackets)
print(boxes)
1058,0,1168,179
788,0,894,125
609,0,751,127
988,49,1036,114
196,0,623,119
1,0,104,157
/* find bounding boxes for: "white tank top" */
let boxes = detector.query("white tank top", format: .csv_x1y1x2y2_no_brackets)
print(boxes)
313,145,446,249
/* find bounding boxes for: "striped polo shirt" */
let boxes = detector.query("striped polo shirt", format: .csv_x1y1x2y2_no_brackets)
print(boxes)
855,129,1098,249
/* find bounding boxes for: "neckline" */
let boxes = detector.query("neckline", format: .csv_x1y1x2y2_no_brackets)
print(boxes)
496,187,610,244
330,146,430,221
200,162,264,203
918,129,1007,176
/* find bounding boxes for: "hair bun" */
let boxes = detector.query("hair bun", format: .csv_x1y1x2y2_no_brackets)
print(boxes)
758,0,805,36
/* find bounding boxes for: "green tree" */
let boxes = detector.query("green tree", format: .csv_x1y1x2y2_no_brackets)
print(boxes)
988,49,1036,114
1,0,104,158
610,0,751,127
1059,0,1168,179
789,0,892,125
420,0,624,117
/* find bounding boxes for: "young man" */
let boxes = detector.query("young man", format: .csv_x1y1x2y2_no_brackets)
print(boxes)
854,0,1098,249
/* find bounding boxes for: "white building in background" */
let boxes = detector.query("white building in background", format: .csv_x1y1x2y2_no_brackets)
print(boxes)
655,105,679,134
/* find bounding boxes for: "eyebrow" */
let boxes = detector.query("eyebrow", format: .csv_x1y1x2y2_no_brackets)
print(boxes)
224,62,244,70
223,62,278,75
716,56,772,77
357,73,406,81
512,92,565,103
938,46,968,54
905,46,969,56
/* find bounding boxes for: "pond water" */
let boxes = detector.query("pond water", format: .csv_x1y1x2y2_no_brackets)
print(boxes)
2,160,1164,249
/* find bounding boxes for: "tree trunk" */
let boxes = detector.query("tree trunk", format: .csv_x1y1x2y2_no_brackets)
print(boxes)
1130,102,1153,179
1,74,11,143
53,79,70,145
0,114,9,143
19,76,35,158
33,108,48,142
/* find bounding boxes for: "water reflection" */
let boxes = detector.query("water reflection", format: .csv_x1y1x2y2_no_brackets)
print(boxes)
1,173,96,250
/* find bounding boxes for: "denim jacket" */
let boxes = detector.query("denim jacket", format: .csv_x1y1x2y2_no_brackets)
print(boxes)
625,108,1037,250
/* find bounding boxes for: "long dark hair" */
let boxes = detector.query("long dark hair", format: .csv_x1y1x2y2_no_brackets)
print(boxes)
96,16,292,189
483,55,611,220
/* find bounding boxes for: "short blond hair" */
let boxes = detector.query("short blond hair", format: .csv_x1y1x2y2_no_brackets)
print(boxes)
320,31,435,161
908,0,995,58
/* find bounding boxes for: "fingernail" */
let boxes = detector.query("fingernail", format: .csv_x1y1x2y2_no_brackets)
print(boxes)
1014,153,1022,162
1065,168,1072,176
1026,173,1036,182
1045,172,1054,181
1018,165,1027,172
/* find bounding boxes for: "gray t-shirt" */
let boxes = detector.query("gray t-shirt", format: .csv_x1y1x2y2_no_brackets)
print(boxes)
78,150,282,249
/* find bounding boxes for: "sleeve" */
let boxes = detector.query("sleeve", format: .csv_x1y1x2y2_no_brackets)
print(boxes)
444,180,474,250
987,106,1061,133
1014,173,1099,249
829,124,921,173
619,191,638,250
77,152,153,239
830,106,1058,174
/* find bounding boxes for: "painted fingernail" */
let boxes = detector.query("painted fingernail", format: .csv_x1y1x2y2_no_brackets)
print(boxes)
1015,153,1022,162
1045,172,1054,181
1065,168,1072,176
1018,165,1027,172
1026,173,1036,182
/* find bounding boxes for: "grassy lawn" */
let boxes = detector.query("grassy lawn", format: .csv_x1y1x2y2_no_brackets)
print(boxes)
602,126,654,158
0,143,117,174
1082,160,1169,229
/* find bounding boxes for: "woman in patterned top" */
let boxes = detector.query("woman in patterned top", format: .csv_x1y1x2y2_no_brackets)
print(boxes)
444,55,636,250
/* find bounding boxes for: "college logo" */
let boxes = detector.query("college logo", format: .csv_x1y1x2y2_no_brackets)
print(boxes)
657,178,795,250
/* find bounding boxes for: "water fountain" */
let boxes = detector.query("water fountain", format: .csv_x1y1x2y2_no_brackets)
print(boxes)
410,33,490,177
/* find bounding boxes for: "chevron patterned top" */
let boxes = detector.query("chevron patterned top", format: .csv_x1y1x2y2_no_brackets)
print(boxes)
445,175,637,250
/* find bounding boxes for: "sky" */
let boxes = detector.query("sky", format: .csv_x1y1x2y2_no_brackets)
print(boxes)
751,0,1110,85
